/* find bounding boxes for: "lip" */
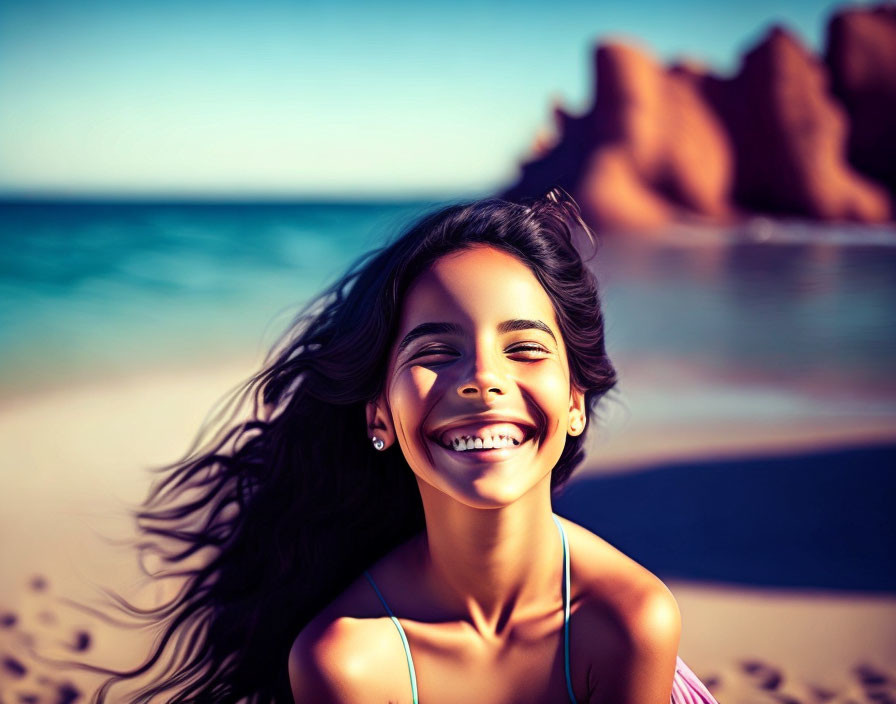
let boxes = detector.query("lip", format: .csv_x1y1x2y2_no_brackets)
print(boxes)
427,434,531,463
427,414,538,451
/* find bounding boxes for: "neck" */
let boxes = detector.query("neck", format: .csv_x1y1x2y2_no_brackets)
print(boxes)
414,473,563,641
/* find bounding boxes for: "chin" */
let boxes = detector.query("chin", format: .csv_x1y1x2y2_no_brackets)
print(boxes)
443,476,539,510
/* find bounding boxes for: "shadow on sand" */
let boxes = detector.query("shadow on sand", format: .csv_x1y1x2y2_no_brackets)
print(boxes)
555,442,896,592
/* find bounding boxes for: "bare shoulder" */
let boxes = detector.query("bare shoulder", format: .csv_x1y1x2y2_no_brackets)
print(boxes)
288,572,408,703
288,612,361,702
557,517,681,702
557,516,680,617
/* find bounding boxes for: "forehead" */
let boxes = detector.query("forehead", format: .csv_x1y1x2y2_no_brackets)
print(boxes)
400,245,557,325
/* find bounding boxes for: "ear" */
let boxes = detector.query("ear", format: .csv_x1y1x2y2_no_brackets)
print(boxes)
567,384,586,437
365,394,396,450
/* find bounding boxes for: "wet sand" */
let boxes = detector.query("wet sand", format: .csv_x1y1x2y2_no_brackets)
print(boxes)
1,361,895,702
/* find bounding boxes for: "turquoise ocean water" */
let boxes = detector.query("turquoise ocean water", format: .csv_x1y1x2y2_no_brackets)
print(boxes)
1,200,895,428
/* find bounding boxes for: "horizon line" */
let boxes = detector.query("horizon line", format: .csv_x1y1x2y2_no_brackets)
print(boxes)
0,189,492,206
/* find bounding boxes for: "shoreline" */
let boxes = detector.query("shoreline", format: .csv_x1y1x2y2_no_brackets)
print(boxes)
581,415,896,476
3,355,894,471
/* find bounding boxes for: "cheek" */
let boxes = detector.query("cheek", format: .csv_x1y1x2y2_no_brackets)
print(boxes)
389,367,438,424
409,366,439,396
529,363,571,416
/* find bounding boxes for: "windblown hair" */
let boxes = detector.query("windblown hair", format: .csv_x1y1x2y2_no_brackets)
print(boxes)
92,190,618,702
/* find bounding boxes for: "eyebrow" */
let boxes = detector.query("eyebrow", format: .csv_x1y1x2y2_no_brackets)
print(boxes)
396,319,557,353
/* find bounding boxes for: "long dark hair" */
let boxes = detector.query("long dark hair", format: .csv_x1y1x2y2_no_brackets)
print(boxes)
91,190,618,702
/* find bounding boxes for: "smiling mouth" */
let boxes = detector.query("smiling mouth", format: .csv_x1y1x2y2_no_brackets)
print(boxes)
427,425,537,454
444,436,521,452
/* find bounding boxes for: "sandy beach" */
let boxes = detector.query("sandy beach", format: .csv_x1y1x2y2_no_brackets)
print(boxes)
1,361,895,702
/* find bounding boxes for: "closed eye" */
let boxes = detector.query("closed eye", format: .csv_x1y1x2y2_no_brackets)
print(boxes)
410,347,458,364
411,344,550,363
507,344,551,362
509,344,549,355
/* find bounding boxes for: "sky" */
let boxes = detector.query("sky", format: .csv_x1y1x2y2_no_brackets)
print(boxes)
0,0,846,199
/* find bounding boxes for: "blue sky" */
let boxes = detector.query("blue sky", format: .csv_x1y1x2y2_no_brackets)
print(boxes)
0,0,844,198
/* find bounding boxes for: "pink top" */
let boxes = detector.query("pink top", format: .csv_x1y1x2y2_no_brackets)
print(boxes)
672,656,719,703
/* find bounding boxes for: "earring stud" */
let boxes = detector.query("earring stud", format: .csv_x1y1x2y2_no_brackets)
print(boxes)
371,435,385,451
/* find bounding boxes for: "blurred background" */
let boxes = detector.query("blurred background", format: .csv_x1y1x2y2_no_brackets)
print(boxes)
1,1,895,702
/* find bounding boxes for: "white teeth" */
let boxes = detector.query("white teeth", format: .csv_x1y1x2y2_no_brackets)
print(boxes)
447,435,521,452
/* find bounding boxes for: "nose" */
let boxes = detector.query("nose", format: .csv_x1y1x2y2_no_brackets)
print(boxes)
456,345,507,400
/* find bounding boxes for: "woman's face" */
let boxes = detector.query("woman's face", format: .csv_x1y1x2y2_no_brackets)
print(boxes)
371,244,585,509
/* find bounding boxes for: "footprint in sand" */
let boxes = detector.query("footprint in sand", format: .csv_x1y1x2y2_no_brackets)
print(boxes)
2,655,28,678
741,659,784,690
0,576,94,703
70,630,91,653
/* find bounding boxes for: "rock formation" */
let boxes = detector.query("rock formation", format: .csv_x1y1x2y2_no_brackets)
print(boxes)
502,4,895,230
701,26,890,222
826,4,896,195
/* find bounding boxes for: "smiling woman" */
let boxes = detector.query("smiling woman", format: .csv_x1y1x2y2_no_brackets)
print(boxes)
87,191,718,703
372,245,586,513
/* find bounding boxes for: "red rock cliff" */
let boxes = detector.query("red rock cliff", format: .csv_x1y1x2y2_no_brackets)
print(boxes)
502,5,894,230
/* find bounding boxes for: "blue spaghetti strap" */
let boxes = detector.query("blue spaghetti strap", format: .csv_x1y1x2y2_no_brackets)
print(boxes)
364,513,576,703
552,513,577,703
363,569,419,704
